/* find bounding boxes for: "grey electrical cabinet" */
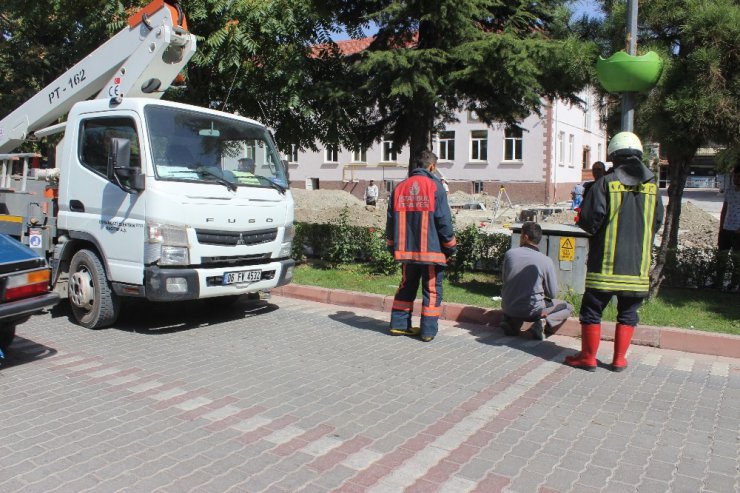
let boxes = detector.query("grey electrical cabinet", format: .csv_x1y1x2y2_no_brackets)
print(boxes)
510,223,590,295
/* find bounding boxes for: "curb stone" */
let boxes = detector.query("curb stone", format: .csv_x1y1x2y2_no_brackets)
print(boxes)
273,284,740,358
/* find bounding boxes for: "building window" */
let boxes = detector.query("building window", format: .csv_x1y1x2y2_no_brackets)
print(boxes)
568,134,575,167
558,131,565,167
288,144,298,164
583,92,592,131
504,127,523,161
473,181,484,194
324,144,339,163
385,180,395,194
470,130,488,161
597,143,603,161
382,137,397,162
351,147,367,163
437,131,455,161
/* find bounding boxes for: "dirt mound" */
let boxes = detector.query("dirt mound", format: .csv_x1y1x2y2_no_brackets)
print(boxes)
292,189,720,248
293,189,386,228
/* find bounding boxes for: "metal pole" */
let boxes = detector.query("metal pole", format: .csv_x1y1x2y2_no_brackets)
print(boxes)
621,0,639,132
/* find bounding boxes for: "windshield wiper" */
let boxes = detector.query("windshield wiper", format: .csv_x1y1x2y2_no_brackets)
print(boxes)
196,167,237,192
255,175,286,194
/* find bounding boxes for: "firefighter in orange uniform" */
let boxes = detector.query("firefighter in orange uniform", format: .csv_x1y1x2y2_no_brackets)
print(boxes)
386,150,457,342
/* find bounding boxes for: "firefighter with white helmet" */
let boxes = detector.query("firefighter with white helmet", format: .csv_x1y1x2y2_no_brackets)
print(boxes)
565,131,664,372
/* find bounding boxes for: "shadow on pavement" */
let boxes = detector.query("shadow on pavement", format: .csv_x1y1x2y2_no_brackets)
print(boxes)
328,310,390,336
51,298,280,335
0,335,58,370
328,309,578,360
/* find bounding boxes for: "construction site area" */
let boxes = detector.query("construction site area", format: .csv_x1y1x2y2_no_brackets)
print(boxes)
292,188,721,249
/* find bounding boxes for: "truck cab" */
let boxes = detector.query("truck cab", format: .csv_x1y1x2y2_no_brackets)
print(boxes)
53,98,294,328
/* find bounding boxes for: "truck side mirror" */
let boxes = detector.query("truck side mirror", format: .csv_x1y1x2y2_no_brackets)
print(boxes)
107,138,144,192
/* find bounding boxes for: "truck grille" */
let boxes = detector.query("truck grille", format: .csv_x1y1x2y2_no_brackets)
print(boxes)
196,228,277,246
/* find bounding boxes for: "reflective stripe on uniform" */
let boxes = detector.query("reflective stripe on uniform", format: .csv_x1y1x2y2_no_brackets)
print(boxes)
602,181,623,275
641,183,658,277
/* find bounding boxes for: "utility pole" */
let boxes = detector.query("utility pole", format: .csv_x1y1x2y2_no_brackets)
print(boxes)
621,0,639,132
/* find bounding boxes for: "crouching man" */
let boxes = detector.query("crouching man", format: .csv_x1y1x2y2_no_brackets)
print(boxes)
500,221,573,340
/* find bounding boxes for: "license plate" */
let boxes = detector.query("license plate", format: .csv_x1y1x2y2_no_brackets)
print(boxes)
223,270,261,284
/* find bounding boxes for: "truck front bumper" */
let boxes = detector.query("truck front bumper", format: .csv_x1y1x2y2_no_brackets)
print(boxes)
0,292,61,323
144,259,295,302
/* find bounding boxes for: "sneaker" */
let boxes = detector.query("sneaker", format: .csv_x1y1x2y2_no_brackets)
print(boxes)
420,335,435,342
500,319,520,337
390,327,421,336
527,319,546,341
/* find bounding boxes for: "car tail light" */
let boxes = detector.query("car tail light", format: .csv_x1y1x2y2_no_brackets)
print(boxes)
3,269,51,302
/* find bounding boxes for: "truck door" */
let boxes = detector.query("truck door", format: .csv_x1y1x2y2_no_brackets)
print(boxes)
62,113,146,285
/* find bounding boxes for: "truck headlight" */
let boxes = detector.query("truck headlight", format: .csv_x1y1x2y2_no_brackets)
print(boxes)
147,223,189,246
278,242,292,258
160,246,190,266
283,224,295,242
146,222,190,265
277,224,294,258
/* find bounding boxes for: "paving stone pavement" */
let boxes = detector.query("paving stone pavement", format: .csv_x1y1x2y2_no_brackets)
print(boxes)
0,296,738,493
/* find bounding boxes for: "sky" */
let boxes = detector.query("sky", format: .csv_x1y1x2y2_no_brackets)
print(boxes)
569,0,605,19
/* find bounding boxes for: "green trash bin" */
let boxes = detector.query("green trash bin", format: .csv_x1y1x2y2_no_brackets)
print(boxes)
510,223,590,295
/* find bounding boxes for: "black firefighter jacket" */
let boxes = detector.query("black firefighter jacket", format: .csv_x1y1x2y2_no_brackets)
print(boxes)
577,156,664,296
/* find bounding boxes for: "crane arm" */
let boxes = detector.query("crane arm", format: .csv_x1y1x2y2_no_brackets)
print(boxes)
0,0,196,154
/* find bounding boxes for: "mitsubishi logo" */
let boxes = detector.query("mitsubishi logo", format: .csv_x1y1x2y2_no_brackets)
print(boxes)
236,233,245,246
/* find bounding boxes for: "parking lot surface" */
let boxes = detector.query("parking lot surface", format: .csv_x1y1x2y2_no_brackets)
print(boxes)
1,296,738,493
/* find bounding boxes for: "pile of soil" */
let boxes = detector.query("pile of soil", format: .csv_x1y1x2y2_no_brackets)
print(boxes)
292,189,720,248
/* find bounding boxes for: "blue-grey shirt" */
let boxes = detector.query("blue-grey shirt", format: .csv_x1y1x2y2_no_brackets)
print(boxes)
501,244,558,319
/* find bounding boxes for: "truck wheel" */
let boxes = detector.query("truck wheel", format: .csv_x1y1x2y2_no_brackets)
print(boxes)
69,249,120,329
0,323,16,351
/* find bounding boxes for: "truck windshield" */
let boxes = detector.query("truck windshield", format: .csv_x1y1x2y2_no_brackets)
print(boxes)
145,105,288,190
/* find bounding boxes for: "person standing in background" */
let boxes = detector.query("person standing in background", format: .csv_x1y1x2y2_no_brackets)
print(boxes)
364,179,379,206
386,150,456,342
718,164,740,251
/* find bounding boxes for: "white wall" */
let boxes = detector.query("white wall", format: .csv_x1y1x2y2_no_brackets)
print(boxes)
288,88,606,189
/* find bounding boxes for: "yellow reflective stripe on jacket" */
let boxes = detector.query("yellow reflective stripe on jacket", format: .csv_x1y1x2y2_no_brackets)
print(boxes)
641,183,658,277
586,272,650,292
602,182,623,274
586,272,650,283
585,279,650,292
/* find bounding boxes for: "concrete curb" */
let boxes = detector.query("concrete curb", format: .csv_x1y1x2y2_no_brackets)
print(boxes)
273,284,740,358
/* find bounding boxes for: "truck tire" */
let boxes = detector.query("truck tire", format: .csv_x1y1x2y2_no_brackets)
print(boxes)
69,249,120,329
0,323,16,352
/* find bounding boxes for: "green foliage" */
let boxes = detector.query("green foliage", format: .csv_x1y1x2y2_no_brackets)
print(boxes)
363,228,399,275
321,0,597,160
446,225,511,282
447,225,482,282
661,247,740,292
324,206,357,265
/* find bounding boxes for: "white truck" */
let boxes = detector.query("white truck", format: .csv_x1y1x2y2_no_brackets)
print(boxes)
0,0,295,328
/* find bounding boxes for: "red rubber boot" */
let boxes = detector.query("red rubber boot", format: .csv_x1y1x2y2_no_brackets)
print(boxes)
564,324,601,372
611,323,635,372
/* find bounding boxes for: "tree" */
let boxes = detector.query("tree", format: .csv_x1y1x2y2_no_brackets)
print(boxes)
0,0,126,120
598,0,740,295
313,0,597,170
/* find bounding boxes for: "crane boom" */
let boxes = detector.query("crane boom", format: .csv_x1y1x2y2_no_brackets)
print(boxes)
0,0,196,154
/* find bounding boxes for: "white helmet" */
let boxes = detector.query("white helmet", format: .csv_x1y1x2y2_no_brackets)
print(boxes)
608,132,643,158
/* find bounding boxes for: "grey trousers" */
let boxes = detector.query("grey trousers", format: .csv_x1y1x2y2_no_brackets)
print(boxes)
504,299,573,334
